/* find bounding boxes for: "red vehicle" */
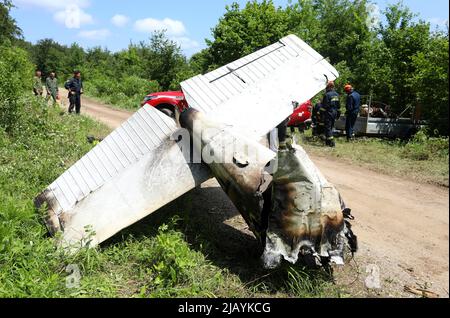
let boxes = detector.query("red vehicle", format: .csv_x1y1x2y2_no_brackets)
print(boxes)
141,91,187,118
141,91,312,130
288,100,313,131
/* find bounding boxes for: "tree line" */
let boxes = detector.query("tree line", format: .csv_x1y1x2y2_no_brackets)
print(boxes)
1,0,449,135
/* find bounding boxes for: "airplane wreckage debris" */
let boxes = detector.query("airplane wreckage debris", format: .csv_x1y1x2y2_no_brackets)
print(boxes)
35,34,357,269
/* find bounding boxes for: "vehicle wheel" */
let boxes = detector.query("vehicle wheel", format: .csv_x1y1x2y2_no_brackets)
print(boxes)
159,108,175,119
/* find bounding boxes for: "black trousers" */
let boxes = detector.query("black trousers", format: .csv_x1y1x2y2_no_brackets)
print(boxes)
345,111,358,139
323,110,336,141
69,94,81,114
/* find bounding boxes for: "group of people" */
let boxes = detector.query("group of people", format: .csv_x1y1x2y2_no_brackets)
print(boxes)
33,70,59,104
33,70,84,114
33,69,360,146
312,82,361,147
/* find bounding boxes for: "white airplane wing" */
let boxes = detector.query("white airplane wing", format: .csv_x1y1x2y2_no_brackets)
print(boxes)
36,34,338,247
181,34,338,139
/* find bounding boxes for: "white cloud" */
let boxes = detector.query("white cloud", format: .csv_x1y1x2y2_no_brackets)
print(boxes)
134,17,201,55
53,5,94,29
134,18,186,36
14,0,90,11
428,17,449,28
111,14,129,27
172,37,200,51
78,29,111,40
366,3,381,29
15,0,93,29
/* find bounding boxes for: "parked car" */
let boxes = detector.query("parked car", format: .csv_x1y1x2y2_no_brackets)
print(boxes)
141,91,312,129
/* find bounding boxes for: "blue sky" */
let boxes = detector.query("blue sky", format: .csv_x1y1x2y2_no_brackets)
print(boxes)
11,0,449,56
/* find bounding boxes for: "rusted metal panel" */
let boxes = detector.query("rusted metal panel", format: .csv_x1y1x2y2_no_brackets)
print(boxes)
180,109,275,239
262,143,347,268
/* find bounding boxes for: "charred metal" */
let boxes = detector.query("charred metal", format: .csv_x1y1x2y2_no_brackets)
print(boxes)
179,108,357,269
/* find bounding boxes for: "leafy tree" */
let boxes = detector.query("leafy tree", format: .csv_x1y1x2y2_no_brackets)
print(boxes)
207,0,289,67
84,46,115,80
113,44,146,79
375,3,431,113
411,31,449,135
169,66,196,91
110,32,188,90
312,0,372,66
31,39,68,76
0,45,33,133
142,31,188,90
285,0,322,49
0,0,21,44
65,43,86,75
189,49,214,74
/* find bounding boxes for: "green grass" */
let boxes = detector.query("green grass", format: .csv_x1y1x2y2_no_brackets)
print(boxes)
298,130,449,187
83,89,142,111
82,76,160,111
0,96,343,298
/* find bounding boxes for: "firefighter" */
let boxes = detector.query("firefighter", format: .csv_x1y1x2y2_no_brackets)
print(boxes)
45,71,59,105
344,84,361,141
65,70,84,114
321,81,340,147
311,102,324,136
33,70,43,97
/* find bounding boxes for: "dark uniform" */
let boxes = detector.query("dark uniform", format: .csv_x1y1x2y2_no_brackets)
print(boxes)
345,90,361,140
312,102,324,136
65,77,83,114
321,89,340,147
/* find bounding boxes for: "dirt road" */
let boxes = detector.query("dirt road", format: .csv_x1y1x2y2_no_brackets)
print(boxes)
60,94,131,128
77,95,449,298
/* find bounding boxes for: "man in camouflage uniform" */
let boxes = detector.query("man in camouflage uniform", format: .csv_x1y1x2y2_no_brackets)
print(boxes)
45,71,59,105
33,70,43,96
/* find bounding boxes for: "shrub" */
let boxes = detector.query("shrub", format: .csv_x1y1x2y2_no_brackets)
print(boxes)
89,76,118,97
121,76,160,97
0,45,33,133
169,68,196,91
84,76,161,110
401,128,449,161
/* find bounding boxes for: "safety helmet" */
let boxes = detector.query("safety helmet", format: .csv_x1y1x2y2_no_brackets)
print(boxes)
344,84,353,93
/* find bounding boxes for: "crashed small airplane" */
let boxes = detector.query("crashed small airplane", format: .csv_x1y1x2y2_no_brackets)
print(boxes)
35,35,357,269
